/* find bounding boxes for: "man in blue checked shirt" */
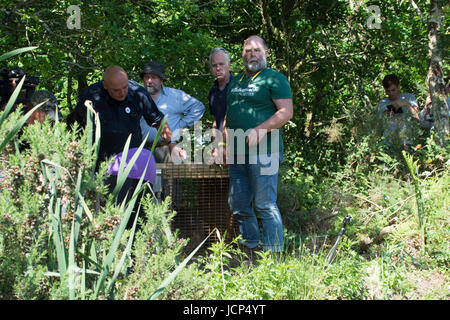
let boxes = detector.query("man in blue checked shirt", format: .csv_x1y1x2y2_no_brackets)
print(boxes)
139,61,205,163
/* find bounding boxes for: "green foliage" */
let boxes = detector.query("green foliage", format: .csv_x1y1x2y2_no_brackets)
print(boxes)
0,106,200,300
192,140,448,300
402,150,425,251
197,238,368,300
112,196,207,300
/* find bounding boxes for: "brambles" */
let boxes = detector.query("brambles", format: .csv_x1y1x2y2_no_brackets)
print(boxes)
0,100,205,299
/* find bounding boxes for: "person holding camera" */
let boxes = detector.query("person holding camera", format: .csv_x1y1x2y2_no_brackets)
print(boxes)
0,69,60,125
378,74,419,148
0,68,39,110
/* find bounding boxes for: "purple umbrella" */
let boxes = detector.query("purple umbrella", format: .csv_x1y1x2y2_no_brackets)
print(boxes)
107,147,156,184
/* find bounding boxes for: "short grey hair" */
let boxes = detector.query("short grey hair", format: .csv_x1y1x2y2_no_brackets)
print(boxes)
244,35,267,50
209,47,230,65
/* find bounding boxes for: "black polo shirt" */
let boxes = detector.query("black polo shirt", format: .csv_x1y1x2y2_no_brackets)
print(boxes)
208,72,233,132
69,80,163,161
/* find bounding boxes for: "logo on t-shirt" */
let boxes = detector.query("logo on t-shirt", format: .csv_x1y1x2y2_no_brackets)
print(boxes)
231,84,259,97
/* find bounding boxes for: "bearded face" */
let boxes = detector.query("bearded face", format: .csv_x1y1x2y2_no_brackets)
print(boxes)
142,73,163,96
243,54,267,73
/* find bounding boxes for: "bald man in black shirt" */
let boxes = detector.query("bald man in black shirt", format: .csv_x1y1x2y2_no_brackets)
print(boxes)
68,66,172,161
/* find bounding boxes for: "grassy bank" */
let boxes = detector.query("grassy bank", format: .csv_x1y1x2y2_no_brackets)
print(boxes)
0,107,448,300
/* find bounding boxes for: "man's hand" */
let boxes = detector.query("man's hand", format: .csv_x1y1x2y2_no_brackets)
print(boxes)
392,99,409,109
244,98,293,147
209,145,226,164
159,122,172,142
392,99,419,119
424,95,432,116
246,128,267,147
169,143,187,162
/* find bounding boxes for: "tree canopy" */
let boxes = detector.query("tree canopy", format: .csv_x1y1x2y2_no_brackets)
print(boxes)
0,0,449,301
1,0,449,170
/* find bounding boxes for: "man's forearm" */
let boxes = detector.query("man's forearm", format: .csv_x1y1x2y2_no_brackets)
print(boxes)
158,122,172,143
181,98,205,128
247,98,293,147
254,98,293,132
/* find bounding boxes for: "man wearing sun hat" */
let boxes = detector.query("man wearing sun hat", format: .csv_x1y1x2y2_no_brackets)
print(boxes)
139,61,205,163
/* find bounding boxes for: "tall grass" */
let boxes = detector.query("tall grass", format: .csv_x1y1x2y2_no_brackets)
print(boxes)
402,150,426,253
0,47,43,152
1,49,210,299
1,47,448,299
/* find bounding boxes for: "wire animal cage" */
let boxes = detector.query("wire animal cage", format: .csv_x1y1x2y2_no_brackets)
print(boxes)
159,163,239,252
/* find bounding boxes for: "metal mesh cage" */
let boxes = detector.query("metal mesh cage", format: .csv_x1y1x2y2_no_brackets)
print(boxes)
160,163,239,252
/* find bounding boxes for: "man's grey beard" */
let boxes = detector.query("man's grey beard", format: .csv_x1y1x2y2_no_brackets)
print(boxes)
146,85,161,95
243,56,267,73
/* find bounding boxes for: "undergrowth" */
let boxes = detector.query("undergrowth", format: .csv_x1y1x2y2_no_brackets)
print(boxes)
0,105,448,300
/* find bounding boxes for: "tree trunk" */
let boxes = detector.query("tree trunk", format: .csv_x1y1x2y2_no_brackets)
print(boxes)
76,72,88,98
427,0,449,145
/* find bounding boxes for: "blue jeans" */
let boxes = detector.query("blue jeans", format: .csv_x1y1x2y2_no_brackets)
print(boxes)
228,153,283,252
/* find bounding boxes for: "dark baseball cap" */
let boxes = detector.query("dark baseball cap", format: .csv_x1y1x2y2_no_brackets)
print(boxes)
140,61,167,81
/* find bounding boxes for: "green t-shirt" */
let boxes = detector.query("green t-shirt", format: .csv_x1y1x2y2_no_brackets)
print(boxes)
226,68,292,156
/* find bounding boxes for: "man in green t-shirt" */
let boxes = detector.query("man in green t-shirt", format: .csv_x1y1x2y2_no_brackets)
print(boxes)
225,35,293,255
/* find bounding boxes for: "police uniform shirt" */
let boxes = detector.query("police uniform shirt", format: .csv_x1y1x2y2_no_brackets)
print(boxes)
71,80,163,161
208,72,233,132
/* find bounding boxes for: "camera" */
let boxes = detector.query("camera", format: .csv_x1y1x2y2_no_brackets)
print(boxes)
386,104,403,114
0,68,39,107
